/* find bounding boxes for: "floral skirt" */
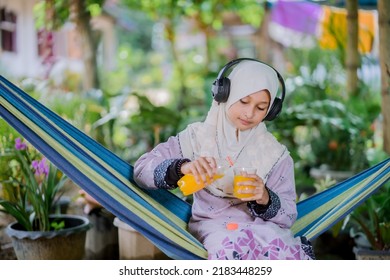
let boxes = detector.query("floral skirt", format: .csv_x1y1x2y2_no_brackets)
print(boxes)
190,221,316,260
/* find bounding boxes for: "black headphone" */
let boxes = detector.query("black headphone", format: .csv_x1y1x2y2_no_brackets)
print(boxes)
211,58,286,121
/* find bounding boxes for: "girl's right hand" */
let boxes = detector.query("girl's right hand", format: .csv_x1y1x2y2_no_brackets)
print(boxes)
181,157,218,185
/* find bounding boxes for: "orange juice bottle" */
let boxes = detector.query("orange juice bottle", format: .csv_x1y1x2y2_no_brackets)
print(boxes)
178,173,224,196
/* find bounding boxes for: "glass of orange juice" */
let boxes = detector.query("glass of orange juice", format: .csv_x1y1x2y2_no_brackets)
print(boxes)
178,165,226,196
233,167,257,198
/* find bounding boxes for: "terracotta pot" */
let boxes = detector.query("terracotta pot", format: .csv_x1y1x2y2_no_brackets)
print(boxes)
6,214,91,260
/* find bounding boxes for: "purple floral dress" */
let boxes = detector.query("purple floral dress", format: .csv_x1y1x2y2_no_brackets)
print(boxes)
134,136,315,260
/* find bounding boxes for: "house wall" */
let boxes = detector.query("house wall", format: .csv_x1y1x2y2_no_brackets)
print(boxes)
0,0,42,78
0,0,117,82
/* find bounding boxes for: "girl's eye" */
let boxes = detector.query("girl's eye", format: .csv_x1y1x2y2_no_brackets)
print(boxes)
240,99,249,104
258,107,267,111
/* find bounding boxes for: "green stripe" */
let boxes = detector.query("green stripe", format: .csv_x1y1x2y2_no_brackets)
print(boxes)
292,162,389,238
303,167,389,239
0,93,208,259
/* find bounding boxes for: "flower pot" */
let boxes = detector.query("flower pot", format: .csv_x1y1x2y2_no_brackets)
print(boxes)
310,166,354,182
113,217,169,260
84,209,119,260
6,214,91,260
353,247,390,260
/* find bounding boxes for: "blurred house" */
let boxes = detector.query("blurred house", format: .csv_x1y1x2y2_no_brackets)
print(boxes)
0,0,123,81
0,0,40,78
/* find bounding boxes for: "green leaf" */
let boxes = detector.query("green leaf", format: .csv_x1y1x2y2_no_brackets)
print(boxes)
50,220,65,231
0,200,32,231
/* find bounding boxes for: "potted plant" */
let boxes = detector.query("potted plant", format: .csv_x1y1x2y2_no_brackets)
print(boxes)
345,182,390,260
0,137,91,259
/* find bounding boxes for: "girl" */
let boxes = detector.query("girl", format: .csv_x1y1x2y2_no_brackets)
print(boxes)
134,59,315,260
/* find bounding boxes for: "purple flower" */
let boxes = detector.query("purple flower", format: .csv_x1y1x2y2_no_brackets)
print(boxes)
15,138,27,150
32,158,49,177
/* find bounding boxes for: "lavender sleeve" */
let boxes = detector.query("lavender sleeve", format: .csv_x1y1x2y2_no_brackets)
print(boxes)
248,155,298,228
133,135,184,190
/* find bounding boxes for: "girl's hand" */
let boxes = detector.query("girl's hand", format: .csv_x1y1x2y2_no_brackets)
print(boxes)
180,156,218,185
78,190,102,214
237,174,270,205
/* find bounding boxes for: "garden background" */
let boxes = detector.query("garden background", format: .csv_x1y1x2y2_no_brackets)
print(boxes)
0,0,389,260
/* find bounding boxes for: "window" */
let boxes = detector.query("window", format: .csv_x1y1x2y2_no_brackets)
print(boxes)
0,7,17,52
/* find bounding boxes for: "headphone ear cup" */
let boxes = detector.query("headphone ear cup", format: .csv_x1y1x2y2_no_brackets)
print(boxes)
213,77,230,103
264,98,282,121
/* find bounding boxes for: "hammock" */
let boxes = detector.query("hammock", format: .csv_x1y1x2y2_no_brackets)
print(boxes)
0,75,389,260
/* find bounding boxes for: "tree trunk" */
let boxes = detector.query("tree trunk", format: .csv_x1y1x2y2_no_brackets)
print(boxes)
41,0,55,78
70,0,100,91
378,0,390,154
346,0,359,96
257,2,272,63
164,19,188,112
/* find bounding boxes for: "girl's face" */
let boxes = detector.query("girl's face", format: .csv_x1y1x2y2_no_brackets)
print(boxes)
227,90,270,131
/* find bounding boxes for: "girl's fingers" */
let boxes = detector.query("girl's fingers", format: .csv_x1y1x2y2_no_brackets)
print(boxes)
183,157,218,185
198,157,216,180
191,159,207,183
190,162,202,184
245,174,261,180
195,160,205,181
206,157,217,172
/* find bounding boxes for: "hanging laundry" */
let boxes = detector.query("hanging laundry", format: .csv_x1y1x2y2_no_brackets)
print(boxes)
268,0,378,54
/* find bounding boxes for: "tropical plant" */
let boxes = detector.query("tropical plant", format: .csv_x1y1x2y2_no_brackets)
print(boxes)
0,137,69,231
274,99,371,173
345,182,390,251
126,93,182,155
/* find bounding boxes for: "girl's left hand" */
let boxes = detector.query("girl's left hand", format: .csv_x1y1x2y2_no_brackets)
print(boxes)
237,174,269,205
78,190,102,214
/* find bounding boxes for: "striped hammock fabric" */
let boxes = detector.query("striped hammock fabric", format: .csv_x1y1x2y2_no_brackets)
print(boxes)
1,76,389,260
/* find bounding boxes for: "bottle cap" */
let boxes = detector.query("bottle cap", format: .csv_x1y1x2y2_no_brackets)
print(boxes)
226,222,238,230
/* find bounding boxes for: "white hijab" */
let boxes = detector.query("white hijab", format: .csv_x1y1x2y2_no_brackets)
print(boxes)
179,60,288,197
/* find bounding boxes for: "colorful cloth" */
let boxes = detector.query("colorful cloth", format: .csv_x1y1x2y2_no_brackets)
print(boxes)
269,0,378,54
319,6,376,54
269,0,323,48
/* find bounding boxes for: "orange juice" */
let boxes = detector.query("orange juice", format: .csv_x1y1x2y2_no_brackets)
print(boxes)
178,174,224,196
233,175,256,198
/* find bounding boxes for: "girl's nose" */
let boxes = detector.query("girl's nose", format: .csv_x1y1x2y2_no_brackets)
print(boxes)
244,109,254,119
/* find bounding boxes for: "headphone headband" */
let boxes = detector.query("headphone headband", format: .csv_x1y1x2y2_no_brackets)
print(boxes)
211,58,286,121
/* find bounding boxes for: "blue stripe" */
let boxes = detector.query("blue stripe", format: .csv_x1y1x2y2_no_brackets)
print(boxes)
2,75,389,256
0,77,192,230
0,79,204,259
0,76,193,223
0,102,203,260
295,159,389,238
296,160,388,218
